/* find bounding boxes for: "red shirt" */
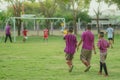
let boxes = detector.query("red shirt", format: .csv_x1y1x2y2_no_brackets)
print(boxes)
23,30,27,36
44,29,48,37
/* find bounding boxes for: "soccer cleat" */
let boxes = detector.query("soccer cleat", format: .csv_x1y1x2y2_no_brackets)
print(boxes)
69,65,73,72
98,71,102,75
104,74,109,77
84,66,91,72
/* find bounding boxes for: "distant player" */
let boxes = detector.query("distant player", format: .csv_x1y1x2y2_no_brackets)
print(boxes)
97,32,109,77
4,23,12,43
43,28,48,41
63,28,68,36
106,24,114,48
64,27,77,72
22,27,28,42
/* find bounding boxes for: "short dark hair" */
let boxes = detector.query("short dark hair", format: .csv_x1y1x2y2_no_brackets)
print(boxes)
68,27,73,33
99,32,104,37
86,25,91,30
24,27,26,30
8,23,11,25
109,24,112,26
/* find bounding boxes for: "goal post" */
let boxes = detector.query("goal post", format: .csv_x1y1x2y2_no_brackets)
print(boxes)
7,17,66,42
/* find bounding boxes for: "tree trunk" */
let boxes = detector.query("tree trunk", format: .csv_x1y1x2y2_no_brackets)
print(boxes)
97,16,100,33
73,20,77,35
45,20,50,35
16,19,21,36
73,13,77,35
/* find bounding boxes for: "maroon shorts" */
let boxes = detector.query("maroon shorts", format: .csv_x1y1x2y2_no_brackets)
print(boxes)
44,35,48,39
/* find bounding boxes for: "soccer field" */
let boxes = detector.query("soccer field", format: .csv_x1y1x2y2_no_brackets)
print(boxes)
0,35,120,80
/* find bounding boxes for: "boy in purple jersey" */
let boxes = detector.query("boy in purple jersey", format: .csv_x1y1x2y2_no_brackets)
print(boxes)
4,23,12,43
77,25,96,72
97,32,109,77
64,27,77,72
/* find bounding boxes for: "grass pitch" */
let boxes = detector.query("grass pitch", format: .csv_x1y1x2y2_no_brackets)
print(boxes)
0,35,120,80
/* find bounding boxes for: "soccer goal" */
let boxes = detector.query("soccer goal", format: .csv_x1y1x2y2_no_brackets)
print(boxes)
6,16,66,42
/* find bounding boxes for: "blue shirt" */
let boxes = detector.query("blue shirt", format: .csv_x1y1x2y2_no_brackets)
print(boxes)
106,27,114,38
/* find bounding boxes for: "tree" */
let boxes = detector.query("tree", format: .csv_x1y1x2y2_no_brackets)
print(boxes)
95,0,120,32
38,0,57,34
94,2,102,33
57,0,91,35
24,2,41,15
103,0,120,8
0,11,11,29
96,0,120,8
4,0,25,36
77,11,91,23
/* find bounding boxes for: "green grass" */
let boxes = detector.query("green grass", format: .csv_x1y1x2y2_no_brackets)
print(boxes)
0,35,120,80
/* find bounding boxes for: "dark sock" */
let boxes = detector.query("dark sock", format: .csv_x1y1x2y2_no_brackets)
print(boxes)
103,63,108,75
99,62,102,73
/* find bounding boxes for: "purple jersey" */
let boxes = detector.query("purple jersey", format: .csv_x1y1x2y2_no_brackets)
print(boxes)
64,34,77,54
81,30,94,50
97,38,109,53
5,25,11,35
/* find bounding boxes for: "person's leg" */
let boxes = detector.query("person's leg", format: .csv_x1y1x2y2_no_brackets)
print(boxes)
84,50,92,72
80,49,91,72
103,63,108,76
110,39,113,48
102,54,108,76
99,53,103,74
66,54,74,72
81,58,91,72
8,35,12,42
46,37,48,42
4,34,8,43
66,60,72,68
67,60,74,72
23,37,25,42
81,58,89,67
98,62,103,75
80,49,89,67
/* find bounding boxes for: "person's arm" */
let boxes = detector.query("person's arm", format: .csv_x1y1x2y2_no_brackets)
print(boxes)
93,36,96,54
74,36,77,48
93,43,96,54
63,35,66,40
113,30,114,44
107,42,110,48
106,28,108,35
77,39,82,51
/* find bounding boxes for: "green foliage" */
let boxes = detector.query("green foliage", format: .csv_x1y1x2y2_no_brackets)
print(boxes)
0,11,11,29
39,0,57,17
77,11,91,23
24,2,41,15
1,0,91,30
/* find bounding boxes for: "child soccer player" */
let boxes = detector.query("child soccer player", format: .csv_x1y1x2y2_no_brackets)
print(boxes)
97,32,109,76
64,27,77,72
63,27,68,36
4,23,12,43
77,25,96,72
22,27,28,42
106,24,114,48
43,28,48,41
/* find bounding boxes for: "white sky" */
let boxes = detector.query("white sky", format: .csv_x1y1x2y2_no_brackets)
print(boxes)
88,0,118,16
0,0,118,16
0,2,8,12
